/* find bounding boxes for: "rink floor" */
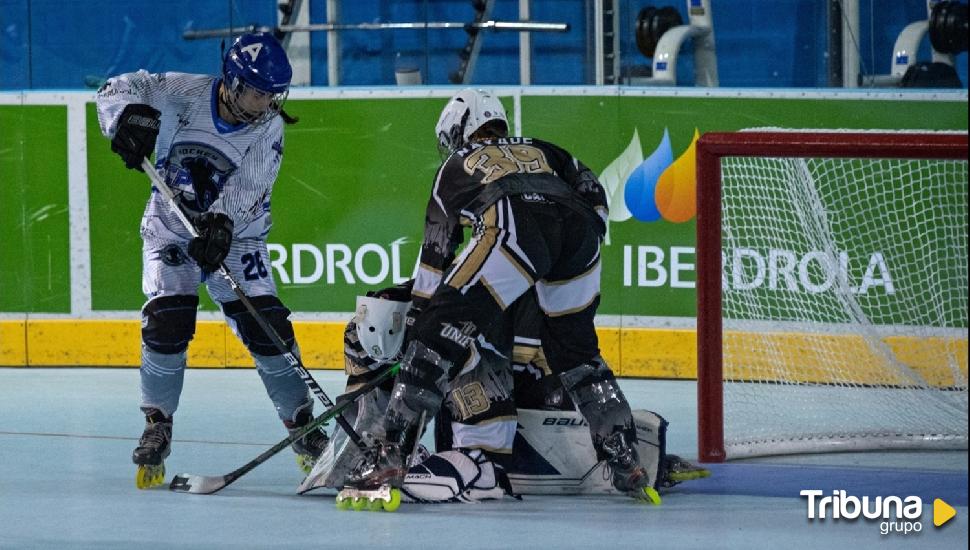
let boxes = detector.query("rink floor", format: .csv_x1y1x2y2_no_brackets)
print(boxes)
0,368,966,549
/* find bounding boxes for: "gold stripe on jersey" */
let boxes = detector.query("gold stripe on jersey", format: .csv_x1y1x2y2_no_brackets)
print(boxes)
539,293,599,318
480,277,508,310
413,262,444,299
512,344,539,365
447,206,498,289
533,347,552,375
419,262,443,274
500,246,535,285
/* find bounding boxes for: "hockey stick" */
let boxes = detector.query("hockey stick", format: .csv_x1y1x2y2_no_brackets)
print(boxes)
170,363,400,494
140,157,367,449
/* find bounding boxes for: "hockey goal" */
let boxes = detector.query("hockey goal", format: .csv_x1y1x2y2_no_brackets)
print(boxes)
696,130,969,462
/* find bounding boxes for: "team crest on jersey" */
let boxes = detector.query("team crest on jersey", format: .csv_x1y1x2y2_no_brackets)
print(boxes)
159,244,189,266
164,142,237,213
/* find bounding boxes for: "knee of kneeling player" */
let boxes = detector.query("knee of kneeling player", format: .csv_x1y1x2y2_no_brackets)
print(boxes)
142,295,200,354
222,296,296,356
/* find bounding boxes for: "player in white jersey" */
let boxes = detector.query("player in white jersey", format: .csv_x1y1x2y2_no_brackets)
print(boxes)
95,32,328,489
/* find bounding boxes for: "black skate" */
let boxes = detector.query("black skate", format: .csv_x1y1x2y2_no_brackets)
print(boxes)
602,431,662,505
336,441,407,512
285,409,331,474
132,408,172,489
659,454,711,488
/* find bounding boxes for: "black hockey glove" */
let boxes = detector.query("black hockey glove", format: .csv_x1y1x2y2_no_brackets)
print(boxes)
110,103,161,171
188,212,234,273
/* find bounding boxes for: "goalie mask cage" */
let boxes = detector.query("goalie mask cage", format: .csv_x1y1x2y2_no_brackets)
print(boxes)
696,130,968,462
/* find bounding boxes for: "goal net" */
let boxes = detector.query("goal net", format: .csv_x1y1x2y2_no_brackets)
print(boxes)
695,130,968,461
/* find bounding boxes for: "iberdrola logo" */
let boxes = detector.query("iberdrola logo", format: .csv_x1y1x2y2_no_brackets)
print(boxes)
599,128,699,242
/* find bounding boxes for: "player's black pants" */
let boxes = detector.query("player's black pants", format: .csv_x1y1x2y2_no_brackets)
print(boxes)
391,196,605,442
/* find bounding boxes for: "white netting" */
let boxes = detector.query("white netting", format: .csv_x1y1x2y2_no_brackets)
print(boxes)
719,152,968,458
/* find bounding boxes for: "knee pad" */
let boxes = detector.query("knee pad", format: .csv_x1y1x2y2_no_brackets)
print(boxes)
223,295,295,356
142,295,199,354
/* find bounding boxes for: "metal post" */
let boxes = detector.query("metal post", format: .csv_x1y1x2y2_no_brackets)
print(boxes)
841,0,859,87
326,0,340,86
283,0,311,86
519,0,531,85
593,0,604,85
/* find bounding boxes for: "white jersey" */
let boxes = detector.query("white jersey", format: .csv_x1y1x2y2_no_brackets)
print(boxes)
96,70,284,241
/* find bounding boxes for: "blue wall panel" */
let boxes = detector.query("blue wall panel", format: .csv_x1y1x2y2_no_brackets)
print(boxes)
0,0,966,90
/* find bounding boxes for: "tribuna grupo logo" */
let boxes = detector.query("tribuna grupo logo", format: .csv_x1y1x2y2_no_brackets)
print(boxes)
801,490,957,536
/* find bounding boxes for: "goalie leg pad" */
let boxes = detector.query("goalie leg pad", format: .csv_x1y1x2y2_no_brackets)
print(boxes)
384,340,451,445
402,448,516,503
299,387,390,493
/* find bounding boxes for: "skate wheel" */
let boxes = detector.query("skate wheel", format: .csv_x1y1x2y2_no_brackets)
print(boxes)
639,486,662,505
367,498,384,512
296,454,315,475
382,488,402,512
335,496,352,510
135,464,166,490
669,468,711,482
351,497,368,511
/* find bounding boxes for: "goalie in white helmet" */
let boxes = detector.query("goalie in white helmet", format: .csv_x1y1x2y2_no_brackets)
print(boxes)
301,281,517,503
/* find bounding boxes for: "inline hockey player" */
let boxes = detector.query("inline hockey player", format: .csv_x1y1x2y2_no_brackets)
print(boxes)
341,88,661,507
310,282,519,505
96,32,328,489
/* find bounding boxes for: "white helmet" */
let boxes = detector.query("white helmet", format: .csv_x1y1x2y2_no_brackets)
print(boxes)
353,295,412,363
435,88,508,155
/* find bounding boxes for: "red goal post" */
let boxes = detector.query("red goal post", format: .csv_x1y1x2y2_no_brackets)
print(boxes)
695,130,969,463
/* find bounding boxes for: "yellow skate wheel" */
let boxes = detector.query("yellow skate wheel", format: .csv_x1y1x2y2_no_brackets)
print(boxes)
351,497,368,511
367,498,384,512
296,454,315,475
135,464,165,490
638,486,662,505
669,468,711,482
381,488,402,512
335,496,352,510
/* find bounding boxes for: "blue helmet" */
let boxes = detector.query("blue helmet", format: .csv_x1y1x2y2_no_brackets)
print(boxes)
221,32,292,125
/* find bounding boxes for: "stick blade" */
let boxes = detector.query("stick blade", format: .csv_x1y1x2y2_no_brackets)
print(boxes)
169,473,229,495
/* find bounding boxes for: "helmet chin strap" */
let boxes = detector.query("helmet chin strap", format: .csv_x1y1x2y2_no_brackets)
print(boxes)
216,83,240,125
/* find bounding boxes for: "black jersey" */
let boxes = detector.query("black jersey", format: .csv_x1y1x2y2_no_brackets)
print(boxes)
412,137,609,308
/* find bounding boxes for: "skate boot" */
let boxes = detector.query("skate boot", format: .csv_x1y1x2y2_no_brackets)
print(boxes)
132,408,172,489
659,454,711,488
284,409,331,474
602,431,662,505
336,441,406,512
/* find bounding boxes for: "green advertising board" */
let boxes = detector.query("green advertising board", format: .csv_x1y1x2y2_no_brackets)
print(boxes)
0,105,71,313
3,90,968,322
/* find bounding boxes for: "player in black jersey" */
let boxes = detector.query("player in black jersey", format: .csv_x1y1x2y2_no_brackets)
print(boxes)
343,89,661,504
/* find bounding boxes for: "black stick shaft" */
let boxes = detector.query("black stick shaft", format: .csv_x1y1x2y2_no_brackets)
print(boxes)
140,157,367,449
